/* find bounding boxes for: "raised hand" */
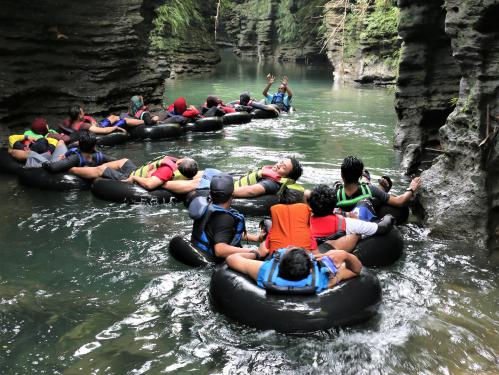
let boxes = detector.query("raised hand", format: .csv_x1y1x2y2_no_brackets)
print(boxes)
281,75,289,85
266,73,275,84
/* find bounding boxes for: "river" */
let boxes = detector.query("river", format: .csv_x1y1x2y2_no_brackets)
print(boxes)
0,52,497,374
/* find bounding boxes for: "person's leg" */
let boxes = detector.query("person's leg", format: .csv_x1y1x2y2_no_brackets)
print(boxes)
25,151,49,168
49,141,68,162
325,234,359,252
345,217,378,238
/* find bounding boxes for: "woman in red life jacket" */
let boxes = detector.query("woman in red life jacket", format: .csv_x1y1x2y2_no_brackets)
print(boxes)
167,97,200,120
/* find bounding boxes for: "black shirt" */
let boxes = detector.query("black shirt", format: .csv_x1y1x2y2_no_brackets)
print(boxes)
191,211,240,248
333,183,390,211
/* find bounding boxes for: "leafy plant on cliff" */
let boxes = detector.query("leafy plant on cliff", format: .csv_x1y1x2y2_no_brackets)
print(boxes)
276,0,328,46
322,0,400,78
150,0,205,50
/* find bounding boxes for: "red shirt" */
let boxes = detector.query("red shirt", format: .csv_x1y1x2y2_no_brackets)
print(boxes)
310,215,346,239
151,165,174,182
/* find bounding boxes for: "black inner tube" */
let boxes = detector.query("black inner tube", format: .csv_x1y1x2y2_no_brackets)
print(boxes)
210,265,382,333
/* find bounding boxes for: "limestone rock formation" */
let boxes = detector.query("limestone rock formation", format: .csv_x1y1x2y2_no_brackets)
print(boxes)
323,1,401,84
395,0,499,250
0,0,218,128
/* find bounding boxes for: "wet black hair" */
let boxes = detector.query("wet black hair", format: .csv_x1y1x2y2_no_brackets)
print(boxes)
178,158,198,179
287,157,303,181
69,105,82,121
78,130,97,153
278,188,304,204
309,184,336,217
239,92,251,106
341,156,364,184
206,96,219,108
278,247,311,281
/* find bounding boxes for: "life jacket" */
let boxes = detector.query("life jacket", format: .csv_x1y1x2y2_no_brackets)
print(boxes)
310,215,346,244
270,92,290,112
266,203,317,254
257,248,331,295
129,156,188,180
191,203,246,256
233,166,304,194
23,129,58,139
65,148,104,167
336,182,373,209
133,106,148,120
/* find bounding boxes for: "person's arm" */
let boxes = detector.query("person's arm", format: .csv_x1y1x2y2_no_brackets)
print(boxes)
316,250,362,287
250,101,280,114
233,183,266,198
282,76,293,98
263,74,275,97
44,154,80,173
213,243,259,259
124,118,144,127
89,125,126,134
226,253,263,281
8,149,29,161
183,106,200,118
161,179,198,194
386,177,421,207
242,232,263,242
128,175,163,190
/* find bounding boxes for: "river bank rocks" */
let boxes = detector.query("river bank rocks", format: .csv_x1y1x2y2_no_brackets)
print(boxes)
396,0,499,250
0,0,218,129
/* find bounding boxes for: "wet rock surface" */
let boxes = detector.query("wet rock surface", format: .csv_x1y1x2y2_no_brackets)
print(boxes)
0,0,218,128
396,0,499,249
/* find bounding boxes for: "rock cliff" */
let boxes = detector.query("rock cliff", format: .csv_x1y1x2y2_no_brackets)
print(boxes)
323,1,401,84
395,0,499,250
0,0,218,128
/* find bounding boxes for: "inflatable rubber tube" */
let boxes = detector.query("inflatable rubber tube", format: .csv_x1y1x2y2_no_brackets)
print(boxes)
377,204,409,225
91,178,175,204
0,149,23,175
231,195,280,216
210,265,381,333
128,123,183,140
318,227,404,268
222,112,252,125
95,132,130,146
251,109,279,119
168,235,217,267
17,167,91,190
185,117,223,132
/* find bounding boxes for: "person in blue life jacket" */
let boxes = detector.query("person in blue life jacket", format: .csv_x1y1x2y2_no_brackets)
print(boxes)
42,130,127,178
190,174,267,260
226,246,362,293
262,74,293,112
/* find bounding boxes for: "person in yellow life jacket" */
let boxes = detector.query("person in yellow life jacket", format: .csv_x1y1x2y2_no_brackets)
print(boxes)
232,157,304,199
75,155,200,191
8,118,71,162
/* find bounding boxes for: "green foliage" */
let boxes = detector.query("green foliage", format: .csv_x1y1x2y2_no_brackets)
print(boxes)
150,0,205,50
359,5,399,41
449,97,459,107
276,0,328,46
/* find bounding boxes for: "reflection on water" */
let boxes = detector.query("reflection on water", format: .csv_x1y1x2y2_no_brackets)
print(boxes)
1,52,498,374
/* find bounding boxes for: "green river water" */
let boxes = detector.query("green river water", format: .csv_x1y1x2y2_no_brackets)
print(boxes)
0,52,497,374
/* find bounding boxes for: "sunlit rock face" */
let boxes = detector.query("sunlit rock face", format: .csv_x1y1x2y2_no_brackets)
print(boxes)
396,0,499,250
0,0,218,128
